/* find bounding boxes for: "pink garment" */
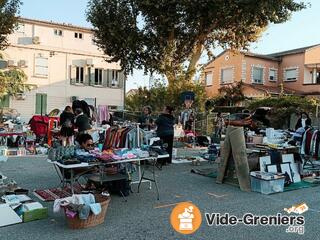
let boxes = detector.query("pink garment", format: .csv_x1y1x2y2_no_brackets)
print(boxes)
65,209,77,219
98,105,109,124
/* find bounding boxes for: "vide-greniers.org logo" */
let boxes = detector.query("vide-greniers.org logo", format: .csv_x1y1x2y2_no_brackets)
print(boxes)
170,202,306,235
205,213,305,235
205,213,304,226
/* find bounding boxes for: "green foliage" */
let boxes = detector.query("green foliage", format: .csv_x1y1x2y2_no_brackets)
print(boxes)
87,0,305,84
125,80,207,113
248,96,318,113
247,96,319,129
205,81,246,110
0,68,30,97
0,0,21,49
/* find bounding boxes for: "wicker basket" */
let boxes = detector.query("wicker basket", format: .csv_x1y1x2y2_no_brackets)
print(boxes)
65,195,111,229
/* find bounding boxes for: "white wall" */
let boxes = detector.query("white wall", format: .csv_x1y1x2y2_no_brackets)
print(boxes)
3,20,124,121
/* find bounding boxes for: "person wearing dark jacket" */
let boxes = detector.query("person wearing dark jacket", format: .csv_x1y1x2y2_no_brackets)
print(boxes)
295,112,311,130
74,108,91,134
155,106,175,165
59,106,75,146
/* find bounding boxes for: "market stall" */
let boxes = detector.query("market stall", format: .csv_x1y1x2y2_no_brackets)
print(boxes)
215,124,320,195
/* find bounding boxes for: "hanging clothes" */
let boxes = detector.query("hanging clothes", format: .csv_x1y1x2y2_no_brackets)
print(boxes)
300,128,320,159
98,105,109,124
103,126,145,150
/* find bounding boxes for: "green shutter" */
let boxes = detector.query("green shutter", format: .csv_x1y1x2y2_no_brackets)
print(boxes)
35,94,41,114
35,94,47,115
0,95,10,108
42,94,47,114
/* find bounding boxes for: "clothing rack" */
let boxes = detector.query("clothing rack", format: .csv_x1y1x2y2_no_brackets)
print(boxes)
300,127,320,170
103,123,144,150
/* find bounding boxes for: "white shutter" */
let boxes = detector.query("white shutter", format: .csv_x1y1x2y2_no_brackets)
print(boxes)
285,69,297,81
205,72,213,86
221,68,233,83
70,65,76,85
252,67,263,83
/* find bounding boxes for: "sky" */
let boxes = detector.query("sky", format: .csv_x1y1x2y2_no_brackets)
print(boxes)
20,0,320,91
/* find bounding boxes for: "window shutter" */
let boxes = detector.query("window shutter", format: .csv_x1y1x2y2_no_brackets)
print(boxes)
35,94,41,114
108,69,113,87
118,71,125,89
70,65,76,85
35,94,47,115
42,94,47,114
87,67,93,86
84,67,89,86
90,69,95,86
102,70,108,87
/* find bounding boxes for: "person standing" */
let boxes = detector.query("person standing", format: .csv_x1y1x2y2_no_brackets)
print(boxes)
295,112,312,130
59,106,75,146
74,108,91,135
155,106,175,165
214,112,225,139
139,106,154,130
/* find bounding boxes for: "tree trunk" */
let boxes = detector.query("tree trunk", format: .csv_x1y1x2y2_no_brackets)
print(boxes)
185,42,204,83
166,71,176,88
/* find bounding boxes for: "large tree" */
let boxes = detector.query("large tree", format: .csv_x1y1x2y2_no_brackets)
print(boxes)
87,0,306,87
0,0,21,50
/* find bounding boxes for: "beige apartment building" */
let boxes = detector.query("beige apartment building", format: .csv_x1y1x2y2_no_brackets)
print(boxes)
1,18,125,121
203,45,320,99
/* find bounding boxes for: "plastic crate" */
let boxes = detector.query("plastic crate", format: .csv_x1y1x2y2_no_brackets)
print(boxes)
250,175,285,194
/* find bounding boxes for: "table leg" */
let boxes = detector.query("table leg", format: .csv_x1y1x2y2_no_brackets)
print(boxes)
62,168,66,188
153,159,160,200
138,161,142,180
70,169,74,195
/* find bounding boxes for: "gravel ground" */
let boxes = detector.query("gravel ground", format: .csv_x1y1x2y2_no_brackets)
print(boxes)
0,156,318,240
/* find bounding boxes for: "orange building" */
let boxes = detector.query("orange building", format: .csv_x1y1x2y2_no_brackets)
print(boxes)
202,45,320,99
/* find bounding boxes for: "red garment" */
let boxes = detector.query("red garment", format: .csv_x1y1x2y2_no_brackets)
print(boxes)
305,129,313,155
29,115,50,137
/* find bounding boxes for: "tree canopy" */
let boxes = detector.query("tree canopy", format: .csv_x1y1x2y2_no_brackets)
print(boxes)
125,79,207,113
0,0,21,50
87,0,306,86
0,68,29,98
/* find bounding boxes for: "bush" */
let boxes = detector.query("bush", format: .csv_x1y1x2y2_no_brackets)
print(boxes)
247,96,319,129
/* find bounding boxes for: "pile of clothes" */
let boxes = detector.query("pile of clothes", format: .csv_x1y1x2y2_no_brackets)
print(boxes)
53,194,101,220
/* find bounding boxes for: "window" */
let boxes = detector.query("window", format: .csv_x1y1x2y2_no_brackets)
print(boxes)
75,32,83,39
221,68,233,84
54,29,63,36
35,55,48,77
16,23,25,33
0,95,10,108
205,72,213,86
269,69,277,82
94,69,103,85
75,66,84,84
285,68,298,81
252,67,263,84
112,70,119,87
35,93,47,114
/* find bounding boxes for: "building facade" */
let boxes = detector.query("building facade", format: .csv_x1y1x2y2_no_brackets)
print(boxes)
203,45,320,99
1,18,125,121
